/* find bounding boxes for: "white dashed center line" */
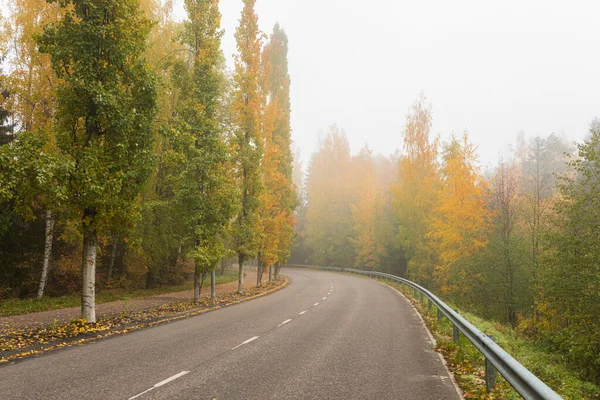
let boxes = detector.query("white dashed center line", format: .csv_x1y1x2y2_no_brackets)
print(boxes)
299,310,307,315
322,297,327,300
277,319,292,327
128,371,190,399
314,302,319,306
231,336,259,350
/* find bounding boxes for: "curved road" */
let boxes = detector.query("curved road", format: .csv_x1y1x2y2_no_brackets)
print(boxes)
0,269,461,399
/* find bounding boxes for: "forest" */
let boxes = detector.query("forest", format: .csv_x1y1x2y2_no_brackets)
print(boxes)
292,95,600,383
0,0,296,323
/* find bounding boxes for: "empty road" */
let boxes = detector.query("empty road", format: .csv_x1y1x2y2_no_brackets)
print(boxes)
0,269,461,399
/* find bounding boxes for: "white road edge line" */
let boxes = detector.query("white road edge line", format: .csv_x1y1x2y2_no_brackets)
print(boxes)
378,281,464,398
231,336,259,350
277,319,292,327
314,302,319,306
299,310,307,315
128,371,190,400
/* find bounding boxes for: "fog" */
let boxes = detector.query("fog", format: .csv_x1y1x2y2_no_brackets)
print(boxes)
172,0,599,167
3,0,597,166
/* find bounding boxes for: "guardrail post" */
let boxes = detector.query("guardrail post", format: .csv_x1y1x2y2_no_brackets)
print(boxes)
452,309,460,344
453,324,460,345
427,297,432,311
437,308,442,323
485,335,497,392
419,291,424,304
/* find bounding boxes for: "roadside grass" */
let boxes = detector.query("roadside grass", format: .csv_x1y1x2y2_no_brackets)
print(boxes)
0,270,238,317
385,281,599,400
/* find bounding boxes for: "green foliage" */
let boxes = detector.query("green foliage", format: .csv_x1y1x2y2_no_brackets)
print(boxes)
540,121,600,381
174,0,236,276
231,0,264,265
36,0,157,235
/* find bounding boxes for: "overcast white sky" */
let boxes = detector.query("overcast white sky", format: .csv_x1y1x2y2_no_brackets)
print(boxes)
180,0,599,169
3,0,598,169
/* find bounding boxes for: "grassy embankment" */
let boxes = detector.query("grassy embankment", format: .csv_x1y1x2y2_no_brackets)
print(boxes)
384,280,599,400
0,270,238,317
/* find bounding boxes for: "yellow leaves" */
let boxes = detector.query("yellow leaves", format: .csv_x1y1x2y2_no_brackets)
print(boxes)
430,133,491,295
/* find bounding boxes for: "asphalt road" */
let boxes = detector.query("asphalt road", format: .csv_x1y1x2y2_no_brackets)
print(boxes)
0,269,461,400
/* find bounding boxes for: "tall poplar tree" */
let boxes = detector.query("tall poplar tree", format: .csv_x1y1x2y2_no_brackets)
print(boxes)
37,0,157,322
232,0,264,292
256,24,296,284
176,0,235,302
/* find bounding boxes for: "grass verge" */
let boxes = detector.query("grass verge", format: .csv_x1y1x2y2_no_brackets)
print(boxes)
379,279,599,400
0,270,238,317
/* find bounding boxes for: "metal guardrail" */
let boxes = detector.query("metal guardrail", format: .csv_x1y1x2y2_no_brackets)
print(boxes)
287,264,562,400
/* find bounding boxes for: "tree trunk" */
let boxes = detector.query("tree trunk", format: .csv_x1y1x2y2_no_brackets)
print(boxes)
193,264,200,303
81,220,97,323
177,240,183,264
211,269,216,300
274,263,280,280
146,269,154,289
106,234,118,283
237,252,244,293
219,258,227,276
37,210,55,299
256,254,262,288
268,265,272,284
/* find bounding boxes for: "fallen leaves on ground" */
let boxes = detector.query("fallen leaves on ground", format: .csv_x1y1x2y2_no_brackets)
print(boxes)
0,278,287,364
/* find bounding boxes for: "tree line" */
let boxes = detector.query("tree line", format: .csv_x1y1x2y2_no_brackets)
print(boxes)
294,94,600,382
0,0,296,322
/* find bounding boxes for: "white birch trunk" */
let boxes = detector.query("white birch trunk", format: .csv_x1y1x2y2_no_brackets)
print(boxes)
37,210,55,299
81,226,97,323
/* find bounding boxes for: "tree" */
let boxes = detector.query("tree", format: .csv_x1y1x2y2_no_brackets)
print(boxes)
231,0,264,293
175,0,236,302
350,146,385,270
0,72,12,145
540,121,600,379
256,24,297,285
518,134,572,322
4,0,64,299
37,0,157,322
393,93,439,286
430,133,490,304
484,158,529,326
304,126,355,268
